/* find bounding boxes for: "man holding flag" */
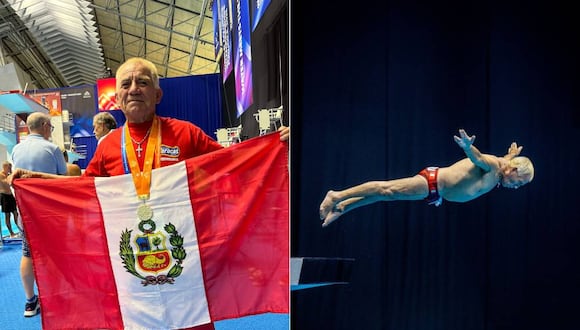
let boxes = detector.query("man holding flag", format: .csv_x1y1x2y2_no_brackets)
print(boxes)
10,57,289,329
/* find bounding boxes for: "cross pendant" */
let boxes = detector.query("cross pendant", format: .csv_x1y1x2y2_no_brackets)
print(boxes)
135,144,143,157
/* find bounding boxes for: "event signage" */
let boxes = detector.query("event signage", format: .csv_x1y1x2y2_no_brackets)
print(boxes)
96,77,120,111
61,85,98,138
28,91,61,116
251,0,272,31
213,0,221,58
232,0,254,117
218,0,233,82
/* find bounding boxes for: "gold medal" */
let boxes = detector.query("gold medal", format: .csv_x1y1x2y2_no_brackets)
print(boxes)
137,203,153,221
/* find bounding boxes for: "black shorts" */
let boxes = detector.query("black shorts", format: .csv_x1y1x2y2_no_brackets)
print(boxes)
0,193,17,213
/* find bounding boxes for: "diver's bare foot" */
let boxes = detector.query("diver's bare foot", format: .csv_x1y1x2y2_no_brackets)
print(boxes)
321,207,344,227
319,190,337,219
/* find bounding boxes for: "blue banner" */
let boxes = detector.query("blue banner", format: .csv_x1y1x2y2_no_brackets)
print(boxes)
219,0,233,82
213,0,221,57
60,85,97,138
251,0,272,31
232,0,254,117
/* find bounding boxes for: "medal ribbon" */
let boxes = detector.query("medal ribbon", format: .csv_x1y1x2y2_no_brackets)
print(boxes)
123,116,161,200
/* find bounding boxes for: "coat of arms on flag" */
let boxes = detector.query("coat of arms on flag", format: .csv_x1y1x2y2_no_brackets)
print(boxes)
121,220,186,285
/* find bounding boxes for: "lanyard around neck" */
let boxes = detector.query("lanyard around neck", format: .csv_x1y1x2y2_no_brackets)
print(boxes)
121,116,161,199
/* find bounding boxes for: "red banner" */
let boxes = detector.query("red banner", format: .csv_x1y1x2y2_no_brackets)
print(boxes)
97,77,119,111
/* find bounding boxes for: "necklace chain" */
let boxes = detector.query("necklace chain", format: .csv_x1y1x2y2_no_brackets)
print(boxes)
130,127,152,146
129,127,152,158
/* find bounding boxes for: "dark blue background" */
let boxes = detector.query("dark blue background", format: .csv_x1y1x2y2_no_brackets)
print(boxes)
291,1,580,329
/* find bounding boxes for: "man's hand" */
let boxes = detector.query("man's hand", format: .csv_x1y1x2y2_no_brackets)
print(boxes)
278,126,290,142
453,129,475,150
454,129,492,172
7,168,33,185
507,142,523,158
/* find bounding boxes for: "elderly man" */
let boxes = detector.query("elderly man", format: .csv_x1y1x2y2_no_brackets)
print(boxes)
319,129,534,227
92,111,117,144
11,112,68,317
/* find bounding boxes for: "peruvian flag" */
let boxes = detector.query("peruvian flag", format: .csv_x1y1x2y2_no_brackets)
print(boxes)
13,133,289,330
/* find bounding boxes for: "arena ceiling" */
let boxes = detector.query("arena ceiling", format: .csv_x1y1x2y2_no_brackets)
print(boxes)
0,0,219,90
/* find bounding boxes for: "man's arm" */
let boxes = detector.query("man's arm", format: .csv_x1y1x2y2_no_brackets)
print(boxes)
7,169,66,185
453,129,494,172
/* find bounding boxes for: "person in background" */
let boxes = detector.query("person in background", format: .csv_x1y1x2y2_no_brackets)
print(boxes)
61,148,82,176
319,129,534,227
0,161,21,238
11,112,68,317
92,111,117,144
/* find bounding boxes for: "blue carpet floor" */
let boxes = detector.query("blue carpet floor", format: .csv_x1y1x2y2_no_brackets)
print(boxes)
0,230,288,330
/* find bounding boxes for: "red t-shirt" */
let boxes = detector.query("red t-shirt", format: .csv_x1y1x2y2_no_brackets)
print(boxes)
84,116,223,177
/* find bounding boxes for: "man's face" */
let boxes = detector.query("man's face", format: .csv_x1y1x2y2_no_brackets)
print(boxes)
93,120,106,139
502,168,530,189
115,61,162,123
42,120,53,140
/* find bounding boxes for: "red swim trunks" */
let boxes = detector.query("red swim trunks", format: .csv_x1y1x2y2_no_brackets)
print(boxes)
418,166,442,206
